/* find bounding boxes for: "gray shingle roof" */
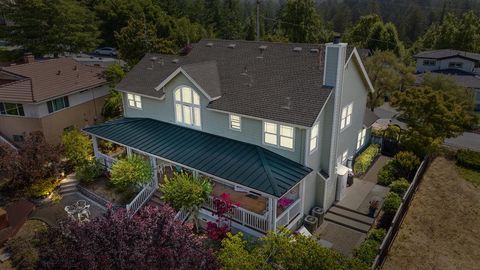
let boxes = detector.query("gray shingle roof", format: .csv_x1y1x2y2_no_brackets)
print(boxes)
117,39,338,127
363,109,379,127
414,49,480,62
84,118,312,197
415,69,480,89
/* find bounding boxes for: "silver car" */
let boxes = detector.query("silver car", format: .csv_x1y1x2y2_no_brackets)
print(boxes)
94,47,117,56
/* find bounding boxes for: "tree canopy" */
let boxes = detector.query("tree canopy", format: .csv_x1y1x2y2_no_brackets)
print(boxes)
364,51,414,111
1,0,100,56
218,230,369,270
39,205,219,269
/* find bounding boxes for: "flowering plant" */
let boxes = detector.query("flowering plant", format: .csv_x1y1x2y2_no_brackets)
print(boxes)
278,197,294,209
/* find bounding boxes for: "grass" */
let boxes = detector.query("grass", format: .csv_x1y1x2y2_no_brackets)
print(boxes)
457,166,480,188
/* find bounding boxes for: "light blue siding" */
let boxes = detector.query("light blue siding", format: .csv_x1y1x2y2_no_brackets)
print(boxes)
123,73,305,163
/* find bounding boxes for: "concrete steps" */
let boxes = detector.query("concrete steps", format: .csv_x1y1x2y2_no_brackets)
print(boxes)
324,205,374,233
148,191,163,207
59,176,79,195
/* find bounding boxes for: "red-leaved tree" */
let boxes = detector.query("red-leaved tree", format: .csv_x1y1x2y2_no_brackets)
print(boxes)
207,193,238,241
39,204,219,270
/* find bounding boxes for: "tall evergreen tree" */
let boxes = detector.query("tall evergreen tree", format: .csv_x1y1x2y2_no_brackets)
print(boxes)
1,0,100,56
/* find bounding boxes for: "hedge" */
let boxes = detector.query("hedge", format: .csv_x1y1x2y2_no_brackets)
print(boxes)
354,144,380,175
382,192,402,215
389,178,410,197
354,239,379,265
456,149,480,171
377,161,397,186
392,151,421,180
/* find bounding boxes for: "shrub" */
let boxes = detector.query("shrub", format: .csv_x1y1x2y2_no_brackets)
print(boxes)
354,144,380,175
384,124,401,140
367,228,386,243
76,160,104,184
28,177,59,199
61,129,92,168
392,151,421,179
354,239,379,265
377,161,397,186
371,127,384,137
7,237,40,270
383,192,402,215
110,155,152,189
389,178,410,196
456,149,480,171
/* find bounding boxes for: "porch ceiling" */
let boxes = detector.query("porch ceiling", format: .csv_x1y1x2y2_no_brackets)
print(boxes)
83,118,312,197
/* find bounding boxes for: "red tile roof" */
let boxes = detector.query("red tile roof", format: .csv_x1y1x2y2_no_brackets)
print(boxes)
0,58,106,103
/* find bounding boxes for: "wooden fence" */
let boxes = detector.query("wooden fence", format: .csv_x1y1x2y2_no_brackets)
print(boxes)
372,155,433,269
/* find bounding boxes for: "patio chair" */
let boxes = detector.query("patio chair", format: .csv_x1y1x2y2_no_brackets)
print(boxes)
76,200,90,210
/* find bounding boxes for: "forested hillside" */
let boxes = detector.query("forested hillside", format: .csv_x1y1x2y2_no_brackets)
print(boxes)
1,0,480,64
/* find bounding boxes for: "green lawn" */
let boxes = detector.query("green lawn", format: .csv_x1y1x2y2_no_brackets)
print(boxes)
457,166,480,188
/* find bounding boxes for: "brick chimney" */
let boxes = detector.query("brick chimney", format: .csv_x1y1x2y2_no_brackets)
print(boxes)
23,53,34,64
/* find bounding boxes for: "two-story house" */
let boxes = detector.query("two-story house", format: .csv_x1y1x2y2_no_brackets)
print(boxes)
0,55,108,145
414,49,480,111
83,39,374,236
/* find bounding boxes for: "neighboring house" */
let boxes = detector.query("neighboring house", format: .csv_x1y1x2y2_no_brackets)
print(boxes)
83,39,374,236
0,55,108,145
414,49,480,111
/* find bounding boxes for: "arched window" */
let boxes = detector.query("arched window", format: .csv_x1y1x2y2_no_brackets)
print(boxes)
174,87,201,128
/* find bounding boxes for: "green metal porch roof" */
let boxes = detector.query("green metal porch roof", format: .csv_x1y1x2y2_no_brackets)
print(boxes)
83,118,312,197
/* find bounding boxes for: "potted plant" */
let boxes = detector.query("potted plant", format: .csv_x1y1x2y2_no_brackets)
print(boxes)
368,199,379,217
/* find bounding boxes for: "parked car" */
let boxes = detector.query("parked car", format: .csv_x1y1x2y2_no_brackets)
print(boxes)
94,47,117,56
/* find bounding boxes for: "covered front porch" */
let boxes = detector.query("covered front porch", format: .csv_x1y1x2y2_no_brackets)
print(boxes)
84,118,312,234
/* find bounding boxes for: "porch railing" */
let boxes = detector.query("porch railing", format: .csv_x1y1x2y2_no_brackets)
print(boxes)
126,176,158,217
203,196,270,233
174,208,190,223
96,152,117,171
276,198,302,230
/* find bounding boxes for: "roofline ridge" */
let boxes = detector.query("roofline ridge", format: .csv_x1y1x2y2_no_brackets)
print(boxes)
255,146,280,196
83,117,143,130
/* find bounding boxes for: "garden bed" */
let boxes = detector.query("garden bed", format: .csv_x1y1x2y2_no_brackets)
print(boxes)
79,175,138,206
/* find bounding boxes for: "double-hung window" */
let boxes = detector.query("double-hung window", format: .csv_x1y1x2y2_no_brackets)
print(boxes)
263,122,294,150
174,87,201,128
127,93,142,109
310,123,319,153
340,103,353,130
357,128,366,150
0,102,25,116
448,62,463,69
47,96,69,113
229,114,241,131
422,59,436,66
341,150,348,165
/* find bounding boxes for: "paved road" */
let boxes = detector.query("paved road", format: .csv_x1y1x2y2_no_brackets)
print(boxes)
444,132,480,152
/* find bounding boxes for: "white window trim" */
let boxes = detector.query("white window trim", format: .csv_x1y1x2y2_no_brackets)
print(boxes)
262,121,295,151
174,86,202,129
357,128,366,150
340,102,353,131
127,93,142,110
229,114,241,131
309,123,319,153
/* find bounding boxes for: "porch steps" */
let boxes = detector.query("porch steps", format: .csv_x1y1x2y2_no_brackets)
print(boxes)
147,191,163,207
58,176,79,195
324,206,374,234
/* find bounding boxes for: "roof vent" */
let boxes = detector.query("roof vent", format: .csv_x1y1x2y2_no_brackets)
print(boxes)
259,45,267,51
171,59,179,63
228,43,236,49
56,70,62,75
282,97,292,110
206,42,214,47
293,47,302,52
310,48,319,53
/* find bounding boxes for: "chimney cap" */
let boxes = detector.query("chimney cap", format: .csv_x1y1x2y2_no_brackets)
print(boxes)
333,35,342,44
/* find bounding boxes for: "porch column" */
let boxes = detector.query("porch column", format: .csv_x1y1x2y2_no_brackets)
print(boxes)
300,180,306,214
126,147,133,156
150,156,158,184
270,197,277,232
92,135,100,159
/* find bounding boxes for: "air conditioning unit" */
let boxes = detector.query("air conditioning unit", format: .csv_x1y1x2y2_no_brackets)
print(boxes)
304,215,318,233
311,206,324,226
